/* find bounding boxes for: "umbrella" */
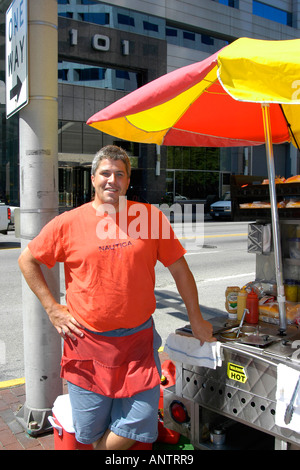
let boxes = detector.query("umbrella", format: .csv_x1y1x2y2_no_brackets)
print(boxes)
87,37,300,334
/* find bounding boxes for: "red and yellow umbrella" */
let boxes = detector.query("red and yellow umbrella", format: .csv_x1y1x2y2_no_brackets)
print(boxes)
87,37,300,149
87,37,300,333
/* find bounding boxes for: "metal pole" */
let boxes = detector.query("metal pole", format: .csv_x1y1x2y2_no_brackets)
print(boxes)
261,104,287,334
16,0,62,435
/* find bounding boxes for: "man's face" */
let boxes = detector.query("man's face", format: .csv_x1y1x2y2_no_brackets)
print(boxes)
91,158,130,210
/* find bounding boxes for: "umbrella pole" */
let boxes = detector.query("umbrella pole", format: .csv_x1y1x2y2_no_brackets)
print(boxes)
261,104,287,334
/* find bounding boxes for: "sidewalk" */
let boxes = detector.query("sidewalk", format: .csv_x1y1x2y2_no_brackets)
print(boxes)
0,351,171,450
0,380,69,450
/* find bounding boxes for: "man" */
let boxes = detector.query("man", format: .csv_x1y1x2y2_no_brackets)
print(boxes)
18,145,214,450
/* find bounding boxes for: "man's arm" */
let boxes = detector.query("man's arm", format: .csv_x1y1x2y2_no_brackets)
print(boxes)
18,247,83,340
167,256,215,344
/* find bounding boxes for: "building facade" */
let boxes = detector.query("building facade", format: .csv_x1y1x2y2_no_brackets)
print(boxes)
0,0,299,209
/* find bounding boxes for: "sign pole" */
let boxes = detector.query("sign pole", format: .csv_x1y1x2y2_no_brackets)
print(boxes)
261,104,287,335
14,0,62,435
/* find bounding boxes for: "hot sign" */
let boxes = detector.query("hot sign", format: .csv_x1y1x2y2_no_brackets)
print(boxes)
5,0,28,118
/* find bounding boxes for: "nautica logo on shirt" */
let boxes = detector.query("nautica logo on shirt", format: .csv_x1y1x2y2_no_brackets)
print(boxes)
98,241,133,252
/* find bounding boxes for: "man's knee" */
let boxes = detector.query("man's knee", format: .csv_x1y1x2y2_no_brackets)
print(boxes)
93,430,136,450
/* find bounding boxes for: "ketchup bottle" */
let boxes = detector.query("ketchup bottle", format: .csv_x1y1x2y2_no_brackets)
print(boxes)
246,289,259,324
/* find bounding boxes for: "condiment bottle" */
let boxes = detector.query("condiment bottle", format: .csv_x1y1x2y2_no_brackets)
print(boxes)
245,288,259,324
237,287,247,320
284,279,298,302
225,286,239,321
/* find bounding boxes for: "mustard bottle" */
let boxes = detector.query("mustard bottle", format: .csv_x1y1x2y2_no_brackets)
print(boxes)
237,287,248,320
284,279,298,302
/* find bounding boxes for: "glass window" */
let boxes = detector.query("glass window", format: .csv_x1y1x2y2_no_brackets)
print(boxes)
80,12,109,25
213,0,239,7
202,34,214,45
83,123,103,154
75,67,106,81
167,147,220,171
143,21,159,32
115,70,130,79
166,23,228,52
166,28,177,37
59,12,73,18
165,170,220,200
183,31,195,41
58,120,130,156
58,0,107,25
165,27,178,46
117,13,135,27
58,2,165,38
58,61,142,92
59,121,83,154
166,147,221,200
82,0,100,4
253,1,292,26
58,67,69,81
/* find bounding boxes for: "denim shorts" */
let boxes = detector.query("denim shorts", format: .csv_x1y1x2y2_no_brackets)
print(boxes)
67,318,162,445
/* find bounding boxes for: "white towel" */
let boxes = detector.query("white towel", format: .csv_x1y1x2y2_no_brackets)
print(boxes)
51,394,75,433
164,333,222,369
275,364,300,433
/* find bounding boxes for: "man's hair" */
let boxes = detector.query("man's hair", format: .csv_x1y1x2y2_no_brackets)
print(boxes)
91,145,131,177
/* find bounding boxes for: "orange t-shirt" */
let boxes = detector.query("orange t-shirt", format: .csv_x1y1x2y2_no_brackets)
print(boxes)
28,200,186,332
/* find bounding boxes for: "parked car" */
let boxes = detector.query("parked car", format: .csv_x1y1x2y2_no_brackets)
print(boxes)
0,198,19,231
162,192,188,204
0,199,11,234
7,201,19,230
210,191,231,219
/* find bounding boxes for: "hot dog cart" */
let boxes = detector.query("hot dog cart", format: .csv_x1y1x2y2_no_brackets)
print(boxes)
163,320,300,450
162,182,300,450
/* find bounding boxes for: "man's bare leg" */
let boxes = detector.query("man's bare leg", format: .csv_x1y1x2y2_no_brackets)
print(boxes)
93,429,136,450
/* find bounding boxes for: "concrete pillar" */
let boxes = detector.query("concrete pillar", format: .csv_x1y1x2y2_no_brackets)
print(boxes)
16,0,62,435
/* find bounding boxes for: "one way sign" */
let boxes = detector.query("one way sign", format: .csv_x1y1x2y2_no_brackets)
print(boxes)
5,0,28,118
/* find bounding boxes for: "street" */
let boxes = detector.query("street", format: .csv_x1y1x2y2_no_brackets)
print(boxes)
0,219,256,382
153,218,255,345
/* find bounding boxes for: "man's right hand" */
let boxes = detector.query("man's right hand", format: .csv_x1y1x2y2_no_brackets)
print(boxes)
47,303,84,341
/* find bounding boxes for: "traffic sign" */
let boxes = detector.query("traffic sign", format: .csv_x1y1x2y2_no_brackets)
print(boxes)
5,0,28,118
